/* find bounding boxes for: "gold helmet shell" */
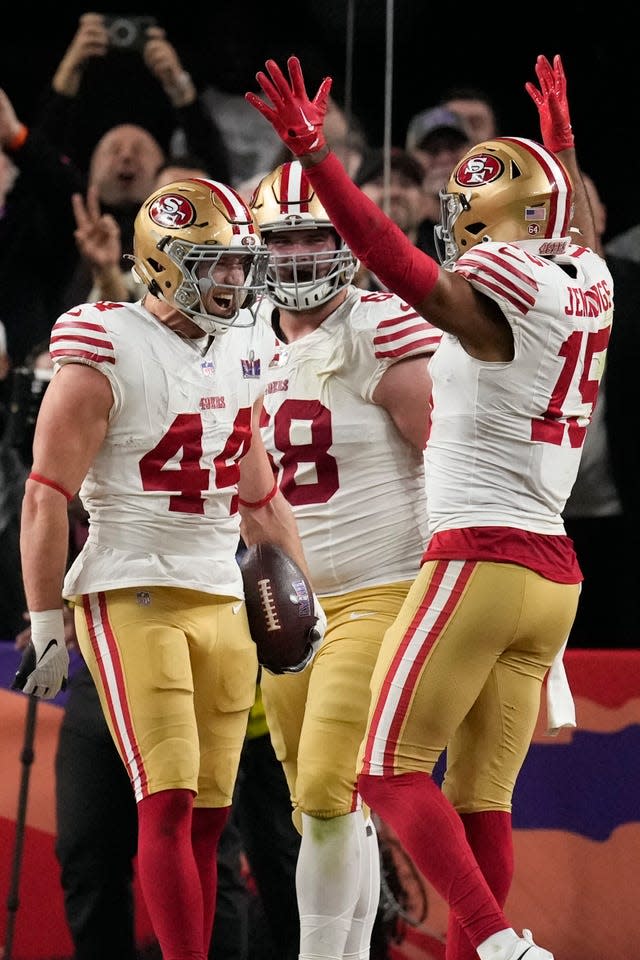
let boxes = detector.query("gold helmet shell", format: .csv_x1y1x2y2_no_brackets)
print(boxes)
132,178,269,334
250,161,357,310
435,137,574,268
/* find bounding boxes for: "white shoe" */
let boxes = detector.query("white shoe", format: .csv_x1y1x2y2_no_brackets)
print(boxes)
478,928,554,960
504,929,553,960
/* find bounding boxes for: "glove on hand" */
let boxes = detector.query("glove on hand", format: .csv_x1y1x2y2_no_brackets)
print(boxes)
13,610,69,699
246,55,332,157
309,594,327,647
525,53,574,152
299,593,326,671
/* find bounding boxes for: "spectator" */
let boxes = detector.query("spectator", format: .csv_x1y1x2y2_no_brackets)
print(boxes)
247,51,611,960
0,87,82,365
250,159,439,960
353,148,431,289
2,13,232,328
439,85,501,142
65,123,166,306
38,13,230,181
563,173,640,648
15,175,320,960
404,106,471,258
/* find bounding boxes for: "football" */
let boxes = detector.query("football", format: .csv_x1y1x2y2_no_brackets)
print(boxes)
238,543,319,675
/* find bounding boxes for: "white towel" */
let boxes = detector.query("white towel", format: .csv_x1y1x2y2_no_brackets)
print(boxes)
545,638,576,736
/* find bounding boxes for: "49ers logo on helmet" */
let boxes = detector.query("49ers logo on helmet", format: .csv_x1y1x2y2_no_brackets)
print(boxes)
455,154,504,187
149,194,196,228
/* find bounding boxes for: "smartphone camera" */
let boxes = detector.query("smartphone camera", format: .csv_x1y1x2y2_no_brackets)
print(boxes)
105,15,157,52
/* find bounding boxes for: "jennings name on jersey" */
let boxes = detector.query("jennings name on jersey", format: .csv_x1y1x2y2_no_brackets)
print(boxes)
49,299,274,600
258,286,441,596
427,240,614,538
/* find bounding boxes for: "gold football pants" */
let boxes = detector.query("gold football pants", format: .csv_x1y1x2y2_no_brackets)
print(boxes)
359,559,580,811
73,586,258,807
261,581,412,832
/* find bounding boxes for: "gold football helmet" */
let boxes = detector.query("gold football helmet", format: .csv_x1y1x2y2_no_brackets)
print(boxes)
250,160,357,310
435,137,574,268
132,178,269,334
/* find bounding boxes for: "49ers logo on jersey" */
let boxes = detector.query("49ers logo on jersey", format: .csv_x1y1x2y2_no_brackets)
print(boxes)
148,194,196,228
455,154,504,187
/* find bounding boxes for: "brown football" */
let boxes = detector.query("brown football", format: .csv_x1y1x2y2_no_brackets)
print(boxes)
238,543,319,675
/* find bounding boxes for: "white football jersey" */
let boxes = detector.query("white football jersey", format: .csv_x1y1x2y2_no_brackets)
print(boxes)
49,300,275,599
258,286,441,595
427,241,614,535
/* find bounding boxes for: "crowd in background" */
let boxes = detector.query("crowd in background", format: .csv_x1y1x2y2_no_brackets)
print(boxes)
1,12,638,960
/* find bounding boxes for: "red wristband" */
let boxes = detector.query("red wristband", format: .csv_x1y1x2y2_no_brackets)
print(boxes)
7,124,28,152
28,472,73,502
238,480,278,509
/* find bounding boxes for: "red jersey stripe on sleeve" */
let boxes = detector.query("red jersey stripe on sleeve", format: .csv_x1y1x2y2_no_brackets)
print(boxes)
455,248,539,314
375,334,441,360
51,317,116,364
373,312,442,359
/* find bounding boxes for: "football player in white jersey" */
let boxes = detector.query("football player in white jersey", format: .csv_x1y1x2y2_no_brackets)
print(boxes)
249,159,440,960
247,55,613,960
16,177,322,960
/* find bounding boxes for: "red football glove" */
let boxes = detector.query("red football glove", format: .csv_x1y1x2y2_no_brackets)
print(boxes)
525,54,574,153
246,55,331,157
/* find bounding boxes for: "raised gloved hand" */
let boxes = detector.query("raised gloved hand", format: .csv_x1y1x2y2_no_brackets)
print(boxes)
525,53,574,152
246,56,332,157
12,610,69,699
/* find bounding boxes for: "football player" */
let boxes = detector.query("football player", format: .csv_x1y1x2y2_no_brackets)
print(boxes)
246,55,613,960
16,177,321,960
248,158,440,960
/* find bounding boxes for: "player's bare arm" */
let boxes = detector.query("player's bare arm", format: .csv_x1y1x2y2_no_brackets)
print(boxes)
21,363,112,611
372,355,434,451
238,398,310,579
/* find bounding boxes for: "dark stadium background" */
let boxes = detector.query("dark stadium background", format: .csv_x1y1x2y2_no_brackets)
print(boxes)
4,2,632,243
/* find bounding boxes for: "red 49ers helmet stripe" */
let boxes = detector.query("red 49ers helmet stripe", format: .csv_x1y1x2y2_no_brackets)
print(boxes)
190,177,258,239
499,137,572,239
250,160,358,310
279,161,311,214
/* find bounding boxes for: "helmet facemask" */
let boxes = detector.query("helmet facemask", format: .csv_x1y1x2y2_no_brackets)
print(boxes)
434,191,472,269
264,238,357,311
251,160,358,311
132,178,269,336
161,239,269,335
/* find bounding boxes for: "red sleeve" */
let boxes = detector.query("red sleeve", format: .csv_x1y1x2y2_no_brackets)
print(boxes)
304,151,439,306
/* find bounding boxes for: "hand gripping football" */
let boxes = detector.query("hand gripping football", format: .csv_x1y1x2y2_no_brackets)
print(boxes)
238,543,320,675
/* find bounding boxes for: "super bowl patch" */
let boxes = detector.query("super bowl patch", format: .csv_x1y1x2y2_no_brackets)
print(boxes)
241,353,261,378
